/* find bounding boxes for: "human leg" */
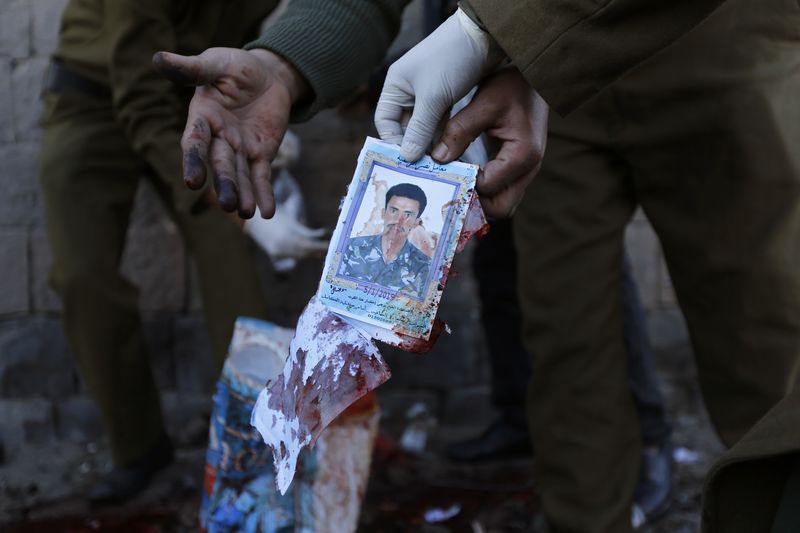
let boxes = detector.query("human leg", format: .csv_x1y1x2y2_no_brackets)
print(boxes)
39,90,167,466
515,108,640,533
447,218,532,461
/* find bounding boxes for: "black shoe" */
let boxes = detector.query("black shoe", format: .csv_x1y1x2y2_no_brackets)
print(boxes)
446,417,532,462
88,434,174,505
633,443,675,524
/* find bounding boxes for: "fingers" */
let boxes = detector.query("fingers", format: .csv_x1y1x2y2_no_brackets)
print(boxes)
236,151,256,219
431,99,494,163
374,88,407,147
250,159,276,219
479,175,532,219
210,138,238,211
478,139,537,197
399,98,450,161
152,50,224,86
181,114,212,189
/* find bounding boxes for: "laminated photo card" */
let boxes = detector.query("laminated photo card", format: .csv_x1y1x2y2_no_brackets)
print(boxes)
318,137,478,342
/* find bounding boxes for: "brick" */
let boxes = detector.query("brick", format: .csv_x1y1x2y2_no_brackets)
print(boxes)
0,60,13,142
0,0,30,59
625,218,661,311
121,222,186,313
11,56,48,142
0,398,55,451
173,315,217,394
0,142,43,226
29,227,60,313
0,317,75,398
0,229,28,315
54,395,104,443
441,384,495,427
31,0,70,56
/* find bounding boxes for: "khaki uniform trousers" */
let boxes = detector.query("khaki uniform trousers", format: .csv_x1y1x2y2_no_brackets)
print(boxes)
39,89,269,465
513,0,800,531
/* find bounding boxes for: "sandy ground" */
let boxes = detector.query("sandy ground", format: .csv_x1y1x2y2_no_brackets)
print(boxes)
0,310,724,532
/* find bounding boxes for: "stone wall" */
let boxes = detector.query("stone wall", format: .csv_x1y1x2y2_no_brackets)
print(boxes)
0,1,677,455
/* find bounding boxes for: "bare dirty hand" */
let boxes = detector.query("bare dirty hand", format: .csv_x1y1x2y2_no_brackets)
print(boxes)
152,48,310,218
432,68,549,219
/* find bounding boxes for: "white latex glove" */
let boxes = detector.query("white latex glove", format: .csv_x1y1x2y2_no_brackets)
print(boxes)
244,176,329,269
375,8,505,162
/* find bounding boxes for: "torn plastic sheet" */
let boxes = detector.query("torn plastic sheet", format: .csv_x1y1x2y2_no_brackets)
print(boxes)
252,297,390,494
252,191,488,494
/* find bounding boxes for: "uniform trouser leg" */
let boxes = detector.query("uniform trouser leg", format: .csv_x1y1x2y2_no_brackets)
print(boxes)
514,109,640,533
473,218,529,425
621,253,671,448
627,78,800,447
39,92,164,466
40,92,271,465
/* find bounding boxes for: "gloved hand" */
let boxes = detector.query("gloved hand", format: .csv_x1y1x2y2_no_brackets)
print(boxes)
374,8,505,162
244,171,329,268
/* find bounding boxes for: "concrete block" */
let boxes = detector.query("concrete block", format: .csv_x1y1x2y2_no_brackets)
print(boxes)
11,56,48,142
0,60,13,142
29,227,61,313
54,395,104,443
625,218,661,311
0,142,43,226
0,0,30,59
0,318,75,398
0,398,56,451
121,222,186,313
31,0,70,56
0,229,28,315
173,315,217,394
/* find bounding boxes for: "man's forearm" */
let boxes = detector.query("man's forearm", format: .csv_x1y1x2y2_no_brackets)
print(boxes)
246,0,409,122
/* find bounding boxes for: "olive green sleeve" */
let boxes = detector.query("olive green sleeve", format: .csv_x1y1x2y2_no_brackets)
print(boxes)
465,0,727,115
246,0,409,122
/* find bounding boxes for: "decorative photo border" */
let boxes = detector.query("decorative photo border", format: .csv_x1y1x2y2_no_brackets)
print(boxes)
318,137,478,340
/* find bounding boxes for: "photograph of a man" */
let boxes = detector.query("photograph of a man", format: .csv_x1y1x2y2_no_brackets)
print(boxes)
341,183,431,297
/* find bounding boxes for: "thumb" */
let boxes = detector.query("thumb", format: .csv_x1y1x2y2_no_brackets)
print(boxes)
152,50,223,86
430,97,494,163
